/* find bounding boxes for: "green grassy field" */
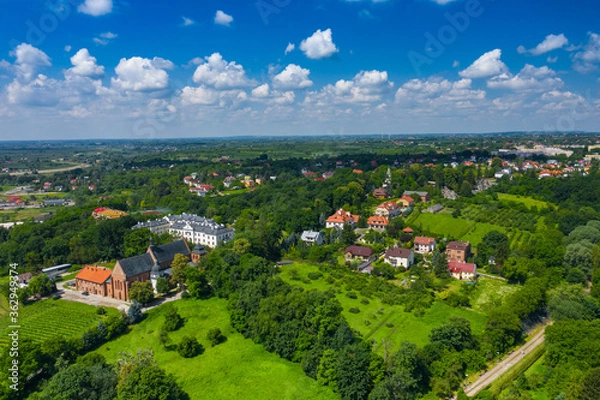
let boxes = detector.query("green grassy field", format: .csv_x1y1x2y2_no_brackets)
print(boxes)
0,206,61,221
497,194,551,210
413,213,507,246
0,299,117,347
97,297,336,400
278,262,488,353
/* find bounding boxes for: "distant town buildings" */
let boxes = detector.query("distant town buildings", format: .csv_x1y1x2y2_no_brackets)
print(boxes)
414,236,436,254
384,247,414,269
446,241,471,263
301,230,325,246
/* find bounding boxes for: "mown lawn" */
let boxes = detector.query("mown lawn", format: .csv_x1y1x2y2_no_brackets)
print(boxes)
497,193,551,210
278,262,489,354
413,213,507,246
0,206,61,222
97,297,336,400
0,299,117,347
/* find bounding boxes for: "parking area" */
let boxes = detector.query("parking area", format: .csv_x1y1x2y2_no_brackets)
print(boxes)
56,280,130,312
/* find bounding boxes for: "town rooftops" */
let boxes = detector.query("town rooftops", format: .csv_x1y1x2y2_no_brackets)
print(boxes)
403,227,414,233
448,262,477,274
400,195,415,203
446,241,470,251
345,245,374,257
75,266,112,284
414,236,436,245
385,247,412,259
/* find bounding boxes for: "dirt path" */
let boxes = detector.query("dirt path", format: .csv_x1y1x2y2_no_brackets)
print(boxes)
465,326,547,397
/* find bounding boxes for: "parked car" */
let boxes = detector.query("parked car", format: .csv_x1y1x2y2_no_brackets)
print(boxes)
82,291,89,296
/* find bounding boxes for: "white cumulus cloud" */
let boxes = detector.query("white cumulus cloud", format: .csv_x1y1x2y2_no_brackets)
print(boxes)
487,64,563,91
272,64,313,90
111,57,173,91
215,10,233,26
459,49,508,79
78,0,113,16
300,29,339,60
67,49,104,78
518,34,569,56
10,43,51,81
285,43,295,55
574,32,600,73
192,53,254,89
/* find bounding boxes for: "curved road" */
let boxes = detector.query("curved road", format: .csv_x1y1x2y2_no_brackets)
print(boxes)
465,326,547,397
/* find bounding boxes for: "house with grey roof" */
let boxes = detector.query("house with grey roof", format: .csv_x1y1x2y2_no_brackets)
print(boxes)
300,230,325,246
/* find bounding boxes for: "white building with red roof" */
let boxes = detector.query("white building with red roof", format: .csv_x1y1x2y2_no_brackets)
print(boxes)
375,201,400,218
414,236,436,254
326,208,359,230
448,262,477,280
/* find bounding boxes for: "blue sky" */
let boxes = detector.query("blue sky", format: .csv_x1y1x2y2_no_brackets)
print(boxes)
0,0,599,140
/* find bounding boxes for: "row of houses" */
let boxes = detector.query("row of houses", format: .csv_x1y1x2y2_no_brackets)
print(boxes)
343,244,476,280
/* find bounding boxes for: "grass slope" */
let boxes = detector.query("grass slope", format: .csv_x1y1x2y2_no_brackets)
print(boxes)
497,194,551,210
97,297,336,400
0,299,116,347
413,213,507,246
279,262,488,354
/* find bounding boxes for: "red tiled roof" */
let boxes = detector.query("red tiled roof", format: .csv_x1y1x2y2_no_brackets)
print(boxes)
403,227,414,233
326,209,359,224
414,236,435,245
368,216,389,226
377,201,398,211
448,262,476,274
75,266,112,284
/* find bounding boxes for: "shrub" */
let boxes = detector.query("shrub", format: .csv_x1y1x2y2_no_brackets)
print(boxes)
181,290,190,299
307,272,323,280
177,335,203,358
360,298,370,305
349,307,360,314
325,275,335,284
162,304,183,332
96,306,106,315
346,291,358,299
206,327,226,346
364,320,372,326
385,322,394,328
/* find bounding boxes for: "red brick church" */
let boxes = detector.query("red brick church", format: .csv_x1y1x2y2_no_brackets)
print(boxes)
75,240,191,301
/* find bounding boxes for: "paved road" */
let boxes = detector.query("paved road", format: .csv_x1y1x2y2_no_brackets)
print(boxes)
465,326,547,397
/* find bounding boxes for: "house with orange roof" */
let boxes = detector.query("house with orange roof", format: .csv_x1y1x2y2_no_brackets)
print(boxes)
375,201,400,218
399,195,415,208
75,266,113,296
367,216,389,232
326,208,359,230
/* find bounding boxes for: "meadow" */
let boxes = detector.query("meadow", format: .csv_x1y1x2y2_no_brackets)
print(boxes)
278,262,491,354
97,297,336,400
497,193,551,210
411,212,506,246
0,299,117,347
